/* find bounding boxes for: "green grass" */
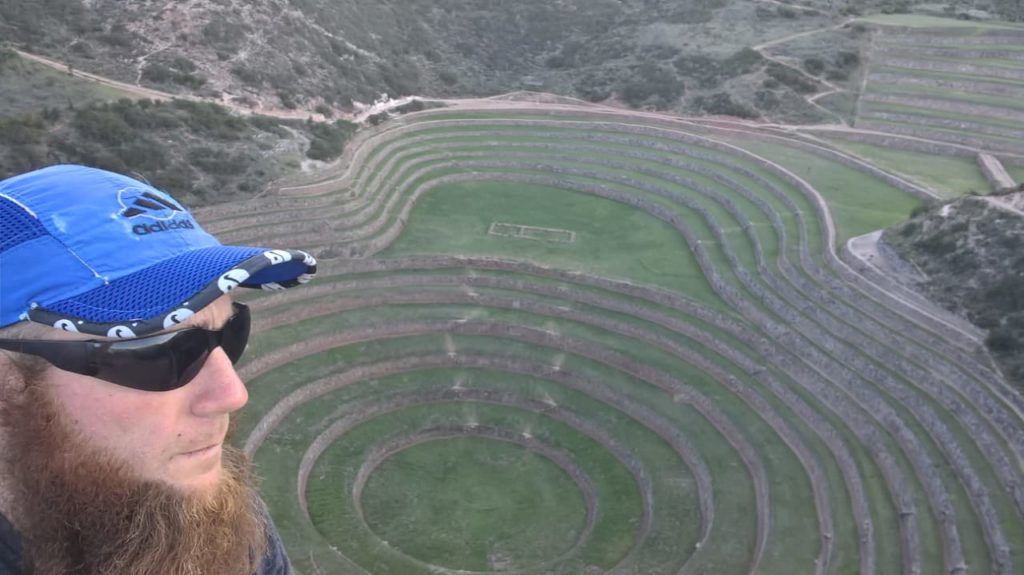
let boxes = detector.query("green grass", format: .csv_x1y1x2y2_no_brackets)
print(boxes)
240,294,882,573
861,100,1024,133
873,64,1024,88
855,14,1024,29
861,116,1024,151
879,53,1024,72
360,437,588,571
348,121,826,284
259,362,690,573
881,42,1024,52
816,91,858,124
866,81,1024,112
820,138,991,199
377,180,721,302
0,52,139,117
1007,165,1024,184
718,138,923,242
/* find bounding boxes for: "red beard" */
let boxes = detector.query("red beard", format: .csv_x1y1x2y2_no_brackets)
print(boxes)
1,368,267,575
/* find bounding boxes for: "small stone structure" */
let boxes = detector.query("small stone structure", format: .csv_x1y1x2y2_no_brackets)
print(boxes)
977,153,1017,193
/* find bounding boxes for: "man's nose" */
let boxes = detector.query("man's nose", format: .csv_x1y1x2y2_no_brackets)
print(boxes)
188,347,248,417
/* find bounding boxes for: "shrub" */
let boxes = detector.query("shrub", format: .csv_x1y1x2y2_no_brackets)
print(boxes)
0,115,46,146
899,221,920,237
202,18,247,52
910,201,934,218
367,112,389,126
765,62,817,93
100,22,135,47
693,92,758,119
438,69,458,86
394,99,426,114
803,57,825,76
142,63,174,84
619,62,683,108
170,56,197,73
0,47,18,68
916,232,957,256
726,47,764,73
825,69,850,81
278,90,297,110
574,71,612,102
986,327,1020,353
186,146,246,175
836,50,860,69
982,276,1024,312
230,65,263,87
306,120,356,161
71,107,134,146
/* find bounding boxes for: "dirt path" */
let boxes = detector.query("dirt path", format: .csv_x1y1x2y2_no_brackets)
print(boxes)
17,49,176,101
750,18,859,126
14,48,331,122
752,18,856,51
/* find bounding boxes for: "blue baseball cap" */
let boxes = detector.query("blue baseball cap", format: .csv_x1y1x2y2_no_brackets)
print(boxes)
0,165,316,337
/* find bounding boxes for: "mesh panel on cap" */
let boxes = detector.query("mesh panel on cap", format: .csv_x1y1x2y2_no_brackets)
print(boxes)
0,197,49,253
47,246,265,322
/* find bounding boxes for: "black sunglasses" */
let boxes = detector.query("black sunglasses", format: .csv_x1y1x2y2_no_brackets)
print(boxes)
0,302,250,392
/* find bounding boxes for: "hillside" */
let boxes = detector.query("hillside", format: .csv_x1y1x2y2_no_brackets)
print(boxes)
882,191,1024,388
0,48,357,205
0,0,900,121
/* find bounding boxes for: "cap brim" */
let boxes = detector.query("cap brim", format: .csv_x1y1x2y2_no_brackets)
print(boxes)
29,246,316,337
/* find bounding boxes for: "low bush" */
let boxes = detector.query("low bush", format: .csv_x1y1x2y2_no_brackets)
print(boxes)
765,62,818,93
306,119,357,161
693,92,758,119
0,98,334,206
619,62,683,108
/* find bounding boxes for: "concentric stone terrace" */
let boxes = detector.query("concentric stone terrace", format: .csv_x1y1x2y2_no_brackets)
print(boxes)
195,106,1024,575
859,26,1024,156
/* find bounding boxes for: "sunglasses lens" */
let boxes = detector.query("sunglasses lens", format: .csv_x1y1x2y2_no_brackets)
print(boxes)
174,303,251,387
133,303,250,391
171,330,218,390
94,333,183,392
221,304,251,364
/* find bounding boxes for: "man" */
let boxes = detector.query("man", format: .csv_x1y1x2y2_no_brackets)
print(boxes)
0,165,317,574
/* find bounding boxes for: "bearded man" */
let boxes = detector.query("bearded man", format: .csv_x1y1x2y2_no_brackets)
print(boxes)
0,165,317,575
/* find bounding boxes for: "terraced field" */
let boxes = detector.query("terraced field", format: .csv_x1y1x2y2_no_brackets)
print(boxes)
194,106,1024,575
858,24,1024,156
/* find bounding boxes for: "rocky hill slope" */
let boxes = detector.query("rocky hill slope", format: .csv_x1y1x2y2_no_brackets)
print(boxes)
0,0,896,121
882,191,1024,388
0,47,357,205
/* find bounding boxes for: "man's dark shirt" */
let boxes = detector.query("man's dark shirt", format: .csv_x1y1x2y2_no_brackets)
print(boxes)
0,510,291,575
0,512,21,575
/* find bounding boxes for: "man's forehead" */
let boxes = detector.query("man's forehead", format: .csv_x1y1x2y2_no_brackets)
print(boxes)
29,297,233,341
165,296,234,331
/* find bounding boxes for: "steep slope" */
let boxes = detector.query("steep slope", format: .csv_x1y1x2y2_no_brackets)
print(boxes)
882,191,1024,387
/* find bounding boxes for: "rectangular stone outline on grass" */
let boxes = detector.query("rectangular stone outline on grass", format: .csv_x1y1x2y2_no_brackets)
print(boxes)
488,222,577,244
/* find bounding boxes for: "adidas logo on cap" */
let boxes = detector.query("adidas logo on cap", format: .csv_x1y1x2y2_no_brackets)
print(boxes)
118,188,196,236
131,219,196,235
